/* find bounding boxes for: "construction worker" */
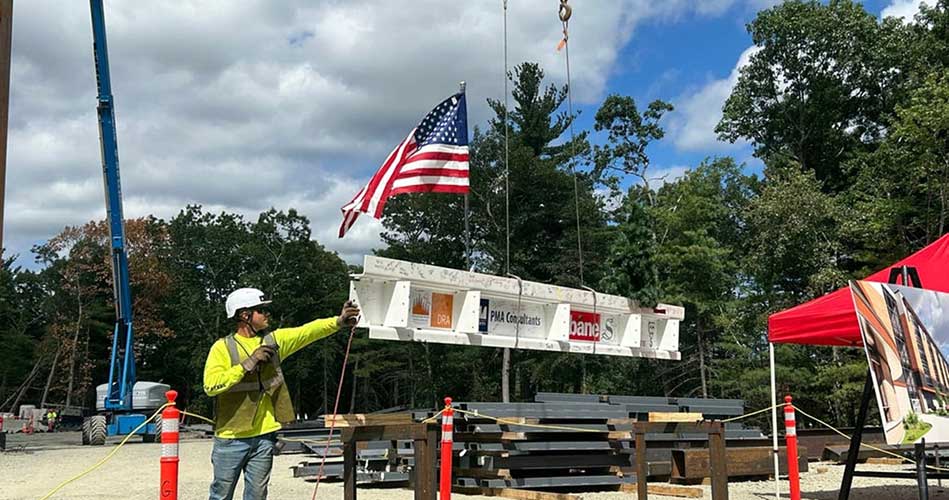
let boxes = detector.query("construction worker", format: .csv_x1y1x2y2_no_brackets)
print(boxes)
45,409,57,432
204,287,359,500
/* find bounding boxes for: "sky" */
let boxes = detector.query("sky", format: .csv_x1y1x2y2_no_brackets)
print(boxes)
898,285,949,361
2,0,930,268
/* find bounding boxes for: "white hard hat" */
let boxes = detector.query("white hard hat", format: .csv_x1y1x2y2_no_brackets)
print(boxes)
225,287,272,319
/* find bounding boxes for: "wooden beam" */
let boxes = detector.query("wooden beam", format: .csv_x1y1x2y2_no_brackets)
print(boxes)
636,429,648,499
620,483,704,498
343,439,356,500
648,412,703,422
452,486,580,500
323,413,414,428
348,423,433,441
672,445,808,479
707,423,728,500
412,425,438,500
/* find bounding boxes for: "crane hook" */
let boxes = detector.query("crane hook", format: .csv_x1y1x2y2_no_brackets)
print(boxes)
559,0,572,23
556,0,572,51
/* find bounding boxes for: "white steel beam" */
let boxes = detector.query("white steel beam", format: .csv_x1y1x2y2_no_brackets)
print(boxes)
349,256,682,360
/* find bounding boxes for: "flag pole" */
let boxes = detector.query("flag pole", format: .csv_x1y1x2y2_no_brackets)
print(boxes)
460,81,471,270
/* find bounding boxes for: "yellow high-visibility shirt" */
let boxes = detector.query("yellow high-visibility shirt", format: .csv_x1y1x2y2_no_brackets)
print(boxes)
203,317,338,438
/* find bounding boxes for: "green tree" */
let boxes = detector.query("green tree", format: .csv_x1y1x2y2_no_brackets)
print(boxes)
717,0,911,191
599,185,659,307
592,95,674,197
851,70,949,255
907,0,949,73
0,258,48,410
475,62,602,286
651,159,757,397
377,194,469,269
592,94,674,305
745,165,847,303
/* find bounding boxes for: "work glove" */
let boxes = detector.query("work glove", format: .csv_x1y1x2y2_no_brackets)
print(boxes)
337,300,361,329
241,345,277,372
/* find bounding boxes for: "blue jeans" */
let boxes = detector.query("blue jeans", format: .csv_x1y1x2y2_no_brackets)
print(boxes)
209,433,276,500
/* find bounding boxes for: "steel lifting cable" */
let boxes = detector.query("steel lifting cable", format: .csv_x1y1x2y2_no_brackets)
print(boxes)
310,323,359,500
582,285,597,356
558,0,585,287
503,0,511,276
508,273,524,349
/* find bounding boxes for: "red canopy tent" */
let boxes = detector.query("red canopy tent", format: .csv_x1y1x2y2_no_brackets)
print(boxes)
761,233,949,492
768,233,949,346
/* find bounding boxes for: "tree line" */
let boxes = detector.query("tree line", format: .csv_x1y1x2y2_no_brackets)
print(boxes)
1,0,947,428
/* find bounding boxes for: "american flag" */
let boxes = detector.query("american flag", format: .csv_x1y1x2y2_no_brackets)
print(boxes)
338,92,469,238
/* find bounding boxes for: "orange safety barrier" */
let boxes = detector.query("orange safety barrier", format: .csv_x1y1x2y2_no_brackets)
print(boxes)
160,390,180,500
440,397,454,500
785,395,800,500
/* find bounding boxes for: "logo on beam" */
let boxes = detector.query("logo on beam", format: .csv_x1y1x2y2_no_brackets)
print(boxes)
570,311,601,342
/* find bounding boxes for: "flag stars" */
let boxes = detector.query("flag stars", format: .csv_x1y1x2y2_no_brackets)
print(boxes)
413,93,468,148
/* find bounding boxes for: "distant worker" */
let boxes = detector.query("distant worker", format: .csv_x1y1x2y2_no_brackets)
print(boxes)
204,287,359,500
45,409,57,432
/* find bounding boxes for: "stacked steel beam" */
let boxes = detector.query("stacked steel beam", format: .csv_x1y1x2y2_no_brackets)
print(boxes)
279,393,771,490
443,393,767,489
279,416,416,485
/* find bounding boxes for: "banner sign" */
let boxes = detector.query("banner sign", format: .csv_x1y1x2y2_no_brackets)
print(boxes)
410,289,454,329
431,293,453,329
477,298,546,338
410,289,431,328
570,311,601,342
850,280,949,445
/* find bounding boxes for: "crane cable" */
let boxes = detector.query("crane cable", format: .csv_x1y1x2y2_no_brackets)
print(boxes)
309,323,359,500
558,0,585,287
503,0,511,276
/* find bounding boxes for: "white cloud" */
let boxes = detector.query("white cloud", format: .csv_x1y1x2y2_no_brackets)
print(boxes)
4,1,775,267
881,0,928,21
667,46,761,152
648,165,691,188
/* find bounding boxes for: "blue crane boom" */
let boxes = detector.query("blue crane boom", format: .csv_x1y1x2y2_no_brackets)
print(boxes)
90,0,136,412
82,0,168,445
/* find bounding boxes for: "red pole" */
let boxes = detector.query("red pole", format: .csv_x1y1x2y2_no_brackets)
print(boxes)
439,397,454,500
160,390,180,500
784,395,800,500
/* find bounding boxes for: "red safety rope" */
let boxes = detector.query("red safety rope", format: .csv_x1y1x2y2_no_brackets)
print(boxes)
311,324,358,500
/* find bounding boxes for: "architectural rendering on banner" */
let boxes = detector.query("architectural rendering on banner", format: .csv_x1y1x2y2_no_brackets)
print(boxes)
851,281,949,445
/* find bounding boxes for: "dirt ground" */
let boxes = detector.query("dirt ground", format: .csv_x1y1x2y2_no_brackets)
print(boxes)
4,431,949,499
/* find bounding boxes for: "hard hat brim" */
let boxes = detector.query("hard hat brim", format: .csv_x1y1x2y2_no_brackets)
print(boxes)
226,299,273,318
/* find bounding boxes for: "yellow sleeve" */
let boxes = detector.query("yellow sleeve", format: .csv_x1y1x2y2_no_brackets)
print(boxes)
273,317,339,359
203,339,247,397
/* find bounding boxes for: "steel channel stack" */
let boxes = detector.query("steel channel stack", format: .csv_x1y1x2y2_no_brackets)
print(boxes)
278,393,777,490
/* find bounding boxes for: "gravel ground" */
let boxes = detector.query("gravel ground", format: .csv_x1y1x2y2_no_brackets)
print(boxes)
4,431,949,499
